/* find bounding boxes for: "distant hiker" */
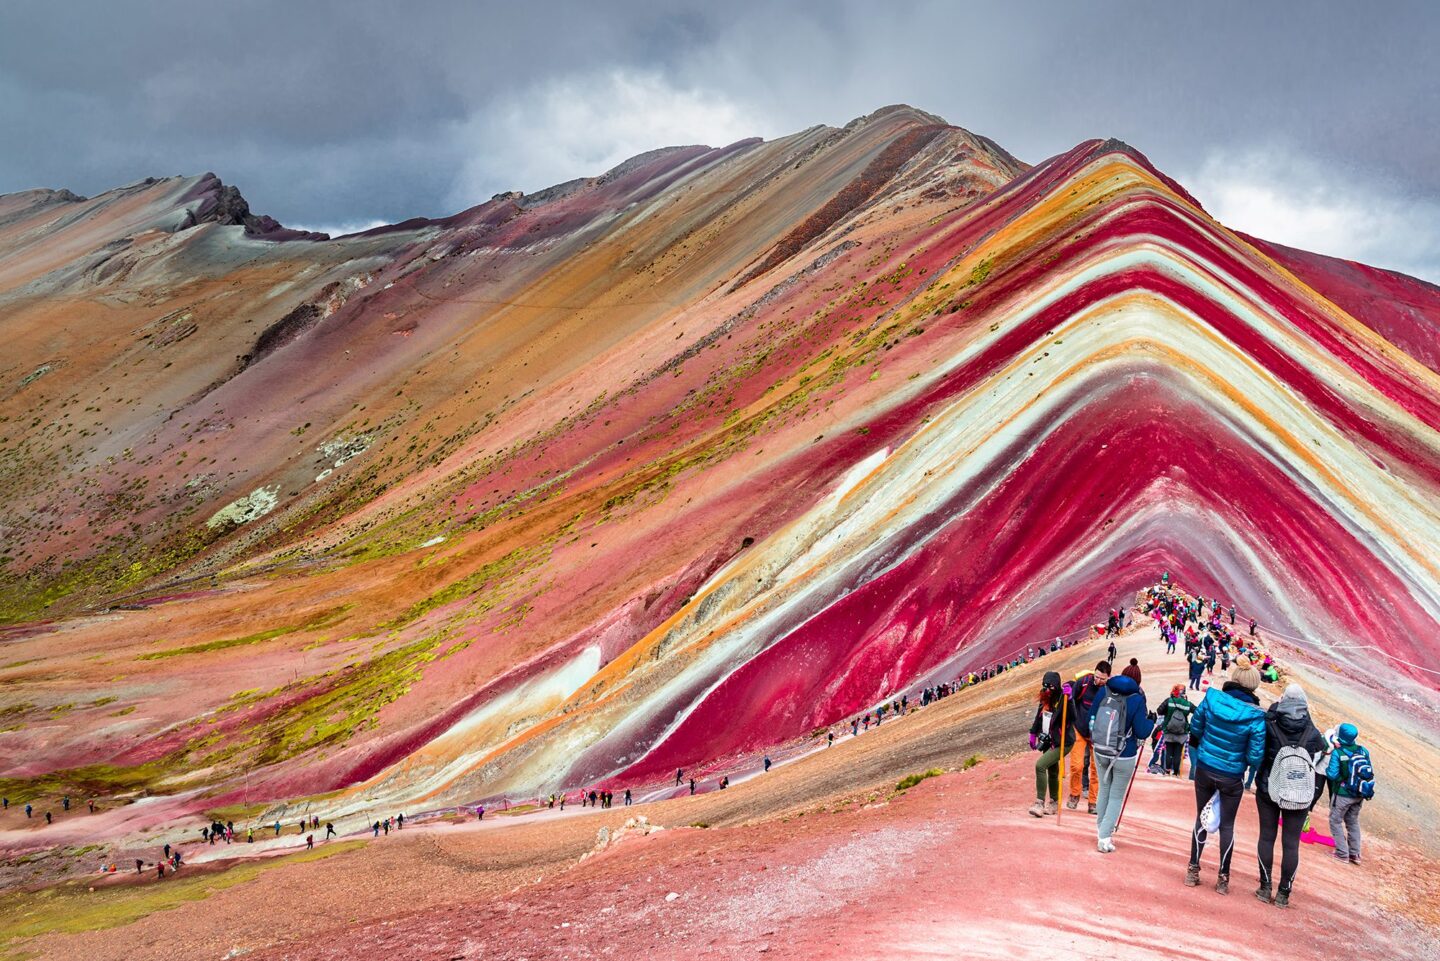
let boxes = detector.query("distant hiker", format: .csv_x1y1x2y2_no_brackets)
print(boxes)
247,828,254,843
1229,605,1236,625
689,778,696,795
135,858,143,874
2,797,7,810
1086,660,1154,852
45,811,52,824
1068,661,1111,814
382,819,389,835
157,862,165,879
1027,671,1076,817
624,789,632,806
1326,723,1372,865
1184,656,1265,894
1157,685,1195,776
326,822,336,839
1254,684,1326,906
719,776,729,790
1187,646,1206,691
589,790,598,807
676,769,684,787
24,804,32,818
852,719,859,737
559,795,566,811
274,820,281,837
1106,640,1118,664
164,843,171,859
764,755,772,773
62,795,70,811
476,806,485,821
828,731,835,747
373,821,381,837
1249,618,1257,637
397,813,404,829
88,799,95,813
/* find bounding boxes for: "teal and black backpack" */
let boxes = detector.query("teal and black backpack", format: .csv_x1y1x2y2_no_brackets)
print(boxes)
1339,745,1376,800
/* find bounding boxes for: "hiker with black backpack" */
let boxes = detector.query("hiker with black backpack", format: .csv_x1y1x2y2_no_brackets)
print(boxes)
1067,661,1111,814
1326,723,1373,864
1157,685,1194,776
1085,661,1154,852
1254,683,1326,907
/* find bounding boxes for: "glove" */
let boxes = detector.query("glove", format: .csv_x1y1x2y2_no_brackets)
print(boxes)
1061,682,1073,696
1028,734,1038,751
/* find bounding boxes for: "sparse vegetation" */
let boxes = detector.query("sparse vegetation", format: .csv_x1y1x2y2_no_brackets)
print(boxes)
895,768,944,791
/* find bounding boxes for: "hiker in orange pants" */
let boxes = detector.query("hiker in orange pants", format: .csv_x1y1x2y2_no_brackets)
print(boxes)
1068,661,1111,813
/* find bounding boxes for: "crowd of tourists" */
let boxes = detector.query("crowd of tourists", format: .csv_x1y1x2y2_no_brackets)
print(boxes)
1026,577,1376,908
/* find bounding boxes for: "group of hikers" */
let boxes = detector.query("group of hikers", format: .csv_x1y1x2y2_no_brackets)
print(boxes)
1028,579,1376,907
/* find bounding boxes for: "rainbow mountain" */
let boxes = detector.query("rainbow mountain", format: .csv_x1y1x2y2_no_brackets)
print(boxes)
1,105,1437,820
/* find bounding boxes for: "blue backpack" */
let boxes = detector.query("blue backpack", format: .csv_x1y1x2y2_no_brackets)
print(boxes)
1340,746,1376,800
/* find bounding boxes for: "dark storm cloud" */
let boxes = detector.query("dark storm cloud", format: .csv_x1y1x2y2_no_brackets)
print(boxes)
3,1,1438,276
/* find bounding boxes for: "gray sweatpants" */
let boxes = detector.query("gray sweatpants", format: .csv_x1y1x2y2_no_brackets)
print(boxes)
1329,795,1364,859
1095,752,1138,841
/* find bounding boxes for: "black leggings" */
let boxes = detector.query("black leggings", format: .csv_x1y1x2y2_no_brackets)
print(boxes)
1164,741,1184,775
1255,792,1305,890
1190,763,1244,875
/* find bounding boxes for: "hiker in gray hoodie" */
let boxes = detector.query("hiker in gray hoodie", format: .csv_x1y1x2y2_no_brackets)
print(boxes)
1253,683,1326,907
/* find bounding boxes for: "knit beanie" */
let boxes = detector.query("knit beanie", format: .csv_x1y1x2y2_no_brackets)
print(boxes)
1121,659,1142,684
1338,723,1358,744
1230,656,1261,691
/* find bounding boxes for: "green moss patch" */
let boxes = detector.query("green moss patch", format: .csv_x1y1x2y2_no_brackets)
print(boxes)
0,841,362,950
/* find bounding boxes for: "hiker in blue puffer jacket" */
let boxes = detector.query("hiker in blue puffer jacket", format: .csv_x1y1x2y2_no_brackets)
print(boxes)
1184,656,1265,895
1084,662,1154,853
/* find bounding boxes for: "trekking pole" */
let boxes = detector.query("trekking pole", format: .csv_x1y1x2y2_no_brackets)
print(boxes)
1113,740,1148,834
1057,690,1068,825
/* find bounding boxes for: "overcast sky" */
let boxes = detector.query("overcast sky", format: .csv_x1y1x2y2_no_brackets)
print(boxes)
4,1,1439,280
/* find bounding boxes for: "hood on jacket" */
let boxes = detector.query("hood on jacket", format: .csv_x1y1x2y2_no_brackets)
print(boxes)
1105,674,1140,697
1206,686,1264,722
1269,696,1311,736
1042,670,1062,693
1221,680,1261,706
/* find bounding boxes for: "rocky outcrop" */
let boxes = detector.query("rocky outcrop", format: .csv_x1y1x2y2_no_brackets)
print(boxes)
179,172,329,241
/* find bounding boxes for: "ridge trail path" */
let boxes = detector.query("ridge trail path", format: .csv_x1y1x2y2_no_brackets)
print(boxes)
15,618,1438,961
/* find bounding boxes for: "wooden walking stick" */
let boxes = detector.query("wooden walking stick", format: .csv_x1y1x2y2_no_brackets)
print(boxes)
1057,687,1069,825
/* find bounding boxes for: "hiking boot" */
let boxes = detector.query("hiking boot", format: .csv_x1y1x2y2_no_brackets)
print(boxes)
1184,864,1201,887
1274,887,1291,908
1065,795,1079,810
1348,855,1362,865
1087,802,1097,815
1043,799,1058,815
1028,799,1046,818
1214,873,1230,895
1254,883,1272,904
1332,851,1349,863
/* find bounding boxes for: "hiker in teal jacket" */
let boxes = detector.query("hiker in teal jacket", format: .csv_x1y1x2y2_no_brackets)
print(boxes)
1184,657,1265,894
1325,723,1370,863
